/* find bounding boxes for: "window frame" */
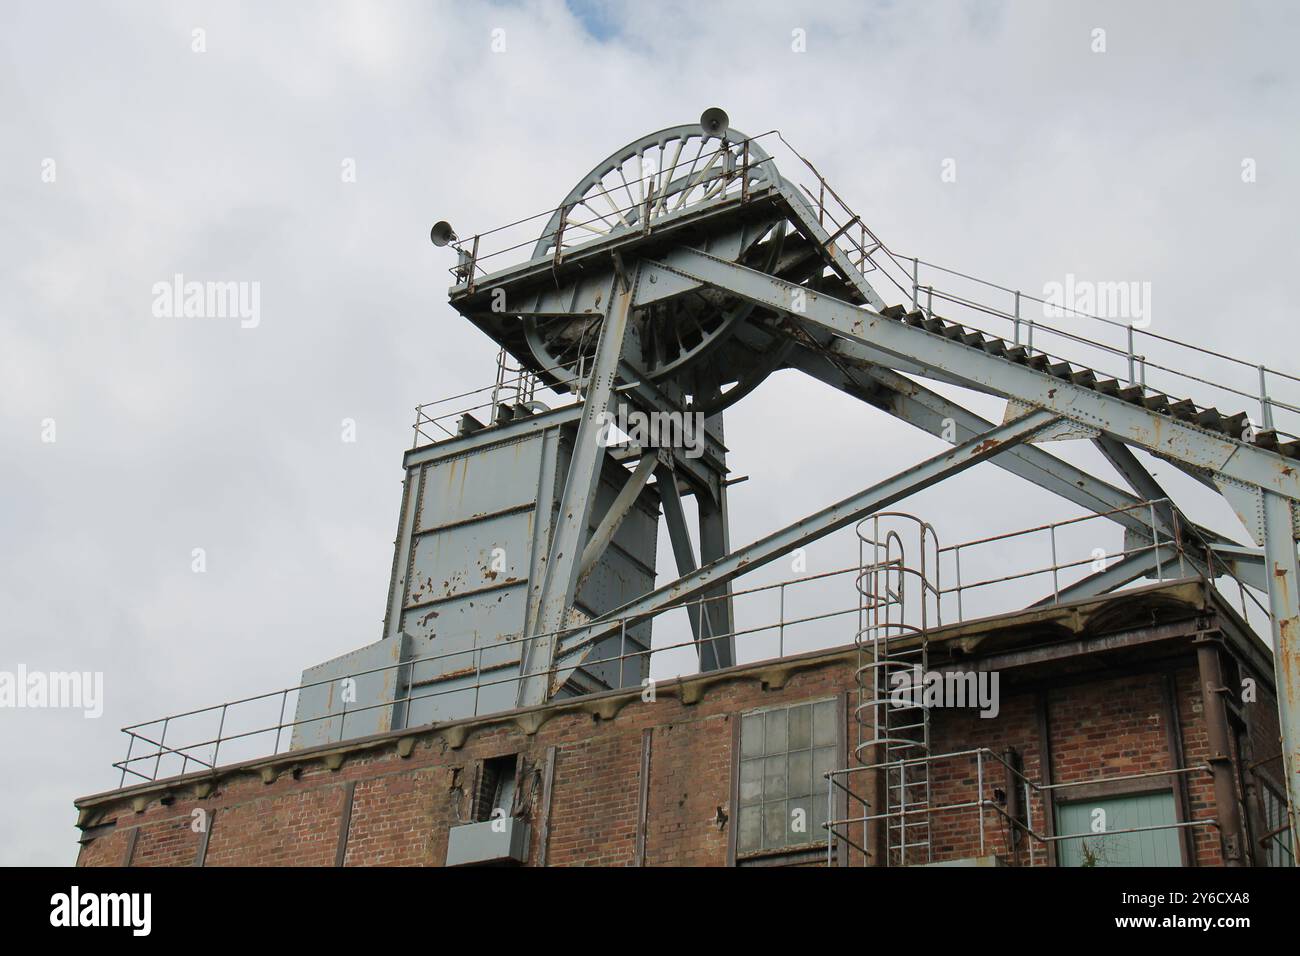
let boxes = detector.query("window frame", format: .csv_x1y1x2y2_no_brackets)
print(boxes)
1254,777,1295,868
730,695,846,865
1052,787,1184,868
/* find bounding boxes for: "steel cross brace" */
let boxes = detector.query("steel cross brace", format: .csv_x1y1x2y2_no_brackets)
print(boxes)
1261,490,1300,850
552,408,1060,672
644,247,1300,502
657,244,1300,854
788,345,1265,589
517,274,638,708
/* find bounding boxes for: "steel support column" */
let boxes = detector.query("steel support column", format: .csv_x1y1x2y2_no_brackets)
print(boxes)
1196,636,1247,865
1261,490,1300,850
698,477,736,667
553,409,1059,671
657,461,728,670
517,272,637,707
646,247,1300,499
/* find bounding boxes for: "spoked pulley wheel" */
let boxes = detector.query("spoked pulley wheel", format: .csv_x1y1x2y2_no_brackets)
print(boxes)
524,122,789,414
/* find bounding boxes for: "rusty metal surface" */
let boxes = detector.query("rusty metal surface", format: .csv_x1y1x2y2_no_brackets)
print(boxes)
294,411,660,739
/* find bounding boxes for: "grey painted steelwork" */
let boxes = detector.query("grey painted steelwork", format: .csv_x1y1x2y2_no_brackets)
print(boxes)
291,633,407,750
552,410,1061,667
446,819,531,866
294,411,659,738
299,115,1299,849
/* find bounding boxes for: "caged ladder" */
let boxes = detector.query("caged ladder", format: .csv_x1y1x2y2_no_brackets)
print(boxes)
855,514,941,865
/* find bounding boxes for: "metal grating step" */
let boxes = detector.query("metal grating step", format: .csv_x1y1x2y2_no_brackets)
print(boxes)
884,302,1299,458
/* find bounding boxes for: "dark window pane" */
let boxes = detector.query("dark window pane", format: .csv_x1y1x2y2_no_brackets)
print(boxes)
764,754,788,800
741,713,764,758
788,749,813,798
788,704,812,750
763,801,787,849
813,793,829,836
813,745,837,788
739,758,763,806
738,805,762,854
813,699,837,748
765,709,787,755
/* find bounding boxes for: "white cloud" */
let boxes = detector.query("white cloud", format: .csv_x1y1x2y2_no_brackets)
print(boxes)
1,0,1296,864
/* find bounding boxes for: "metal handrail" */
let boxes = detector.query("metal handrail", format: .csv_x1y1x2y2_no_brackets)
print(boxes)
764,131,1300,442
110,498,1217,785
438,125,1300,443
825,746,1219,866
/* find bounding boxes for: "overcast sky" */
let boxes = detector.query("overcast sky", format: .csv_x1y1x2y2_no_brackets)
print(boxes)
2,0,1297,865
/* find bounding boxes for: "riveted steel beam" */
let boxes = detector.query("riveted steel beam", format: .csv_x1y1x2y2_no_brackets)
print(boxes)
552,409,1059,676
657,461,729,670
789,344,1261,581
576,450,659,590
1261,490,1300,850
517,273,638,707
651,246,1300,502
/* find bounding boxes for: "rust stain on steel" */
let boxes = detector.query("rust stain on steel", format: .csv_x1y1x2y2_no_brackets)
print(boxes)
972,439,1002,454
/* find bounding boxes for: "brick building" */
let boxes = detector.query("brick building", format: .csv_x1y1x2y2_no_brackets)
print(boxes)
74,578,1292,867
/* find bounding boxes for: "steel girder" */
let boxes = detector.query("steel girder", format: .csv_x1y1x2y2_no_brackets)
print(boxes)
644,247,1300,501
786,344,1273,590
1261,490,1300,848
648,243,1300,849
517,277,638,707
576,450,658,590
657,460,732,670
551,409,1060,678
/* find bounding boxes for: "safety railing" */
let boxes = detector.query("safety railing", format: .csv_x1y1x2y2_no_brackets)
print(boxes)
765,132,1300,444
938,498,1187,622
110,497,1231,787
825,747,1218,867
411,369,556,446
112,561,863,786
438,125,1300,441
442,131,786,292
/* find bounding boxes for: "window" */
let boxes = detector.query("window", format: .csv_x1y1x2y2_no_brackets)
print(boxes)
473,754,518,822
737,698,839,855
1054,790,1181,867
1258,782,1295,867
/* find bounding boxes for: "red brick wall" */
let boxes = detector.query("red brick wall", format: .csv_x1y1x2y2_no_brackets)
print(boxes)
75,827,131,867
129,811,203,867
643,714,732,866
203,786,345,867
928,689,1043,865
344,769,441,866
76,642,1253,868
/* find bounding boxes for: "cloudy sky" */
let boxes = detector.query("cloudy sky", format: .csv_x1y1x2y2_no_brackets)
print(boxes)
2,0,1297,865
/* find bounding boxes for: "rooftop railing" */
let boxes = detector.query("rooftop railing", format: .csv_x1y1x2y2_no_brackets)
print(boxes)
441,127,1300,444
825,747,1219,867
110,497,1253,788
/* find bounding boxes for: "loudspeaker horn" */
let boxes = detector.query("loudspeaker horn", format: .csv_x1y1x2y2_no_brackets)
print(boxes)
429,220,457,247
699,107,730,139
